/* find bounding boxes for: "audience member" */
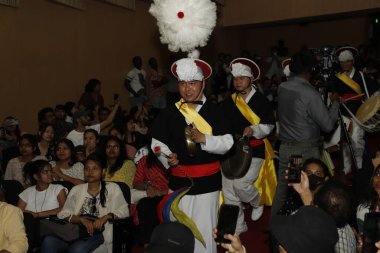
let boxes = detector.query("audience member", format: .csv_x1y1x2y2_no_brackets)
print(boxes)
84,129,100,158
0,200,28,253
78,78,105,112
40,153,129,253
103,136,136,189
144,222,195,253
50,138,84,185
146,57,168,109
54,104,74,140
0,116,21,150
66,101,119,146
4,134,46,187
124,56,146,107
97,107,112,136
38,107,56,126
37,123,55,161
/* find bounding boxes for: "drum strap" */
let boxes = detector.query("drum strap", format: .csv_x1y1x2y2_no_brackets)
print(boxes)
231,93,277,206
175,98,212,135
336,72,362,95
359,71,370,98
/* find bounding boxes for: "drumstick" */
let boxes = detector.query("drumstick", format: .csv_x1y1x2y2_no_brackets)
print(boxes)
343,93,365,102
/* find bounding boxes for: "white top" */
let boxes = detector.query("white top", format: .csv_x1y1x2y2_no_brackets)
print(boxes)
4,156,47,187
58,183,129,253
126,67,146,97
66,124,100,146
19,184,68,212
50,161,85,181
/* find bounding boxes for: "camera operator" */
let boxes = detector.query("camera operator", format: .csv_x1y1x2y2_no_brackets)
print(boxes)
329,46,378,175
271,50,340,216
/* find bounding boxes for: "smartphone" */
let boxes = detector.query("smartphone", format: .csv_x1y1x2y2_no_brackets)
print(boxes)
215,204,239,244
363,213,380,253
113,93,119,100
287,155,302,183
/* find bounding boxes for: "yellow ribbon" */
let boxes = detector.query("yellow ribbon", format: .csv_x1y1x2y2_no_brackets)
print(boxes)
335,72,362,95
231,93,277,206
175,99,213,135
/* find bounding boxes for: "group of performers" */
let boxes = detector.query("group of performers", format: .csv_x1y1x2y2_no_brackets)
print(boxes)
148,46,377,253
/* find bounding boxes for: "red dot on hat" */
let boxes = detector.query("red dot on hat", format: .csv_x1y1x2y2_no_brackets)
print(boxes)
177,11,184,19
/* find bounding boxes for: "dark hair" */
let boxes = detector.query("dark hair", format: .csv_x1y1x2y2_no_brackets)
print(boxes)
132,56,142,66
55,138,77,166
85,153,107,207
289,51,316,75
84,129,99,141
23,160,51,185
20,134,39,155
85,79,101,93
55,104,65,111
105,136,127,176
38,107,54,124
359,164,380,211
64,102,75,117
302,158,331,177
3,116,21,141
314,180,353,228
38,123,55,140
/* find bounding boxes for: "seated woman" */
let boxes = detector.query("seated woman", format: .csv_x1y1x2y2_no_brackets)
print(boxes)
103,136,136,189
40,153,129,253
17,160,67,251
4,134,46,187
18,160,67,218
133,144,169,245
50,139,84,186
84,129,99,158
357,164,380,233
37,124,55,161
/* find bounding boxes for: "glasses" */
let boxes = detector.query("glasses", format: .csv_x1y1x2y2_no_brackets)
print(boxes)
106,145,120,149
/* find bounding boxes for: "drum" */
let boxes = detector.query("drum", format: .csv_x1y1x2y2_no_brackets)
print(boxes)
184,126,196,157
355,95,380,133
221,135,252,179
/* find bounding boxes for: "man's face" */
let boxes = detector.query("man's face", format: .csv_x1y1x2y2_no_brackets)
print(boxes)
339,60,354,72
98,110,109,122
233,76,252,92
178,80,204,102
45,111,56,125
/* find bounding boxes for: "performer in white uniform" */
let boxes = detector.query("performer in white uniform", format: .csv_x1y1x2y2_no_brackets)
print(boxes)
150,58,233,253
221,58,275,233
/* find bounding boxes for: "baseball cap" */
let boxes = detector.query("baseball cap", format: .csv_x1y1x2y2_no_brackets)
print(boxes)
144,222,194,253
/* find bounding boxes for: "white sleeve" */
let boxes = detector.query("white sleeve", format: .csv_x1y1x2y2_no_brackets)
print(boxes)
58,186,80,219
250,124,275,139
200,134,234,155
126,70,135,80
89,124,101,133
73,162,85,180
18,187,31,203
151,138,172,169
53,184,68,196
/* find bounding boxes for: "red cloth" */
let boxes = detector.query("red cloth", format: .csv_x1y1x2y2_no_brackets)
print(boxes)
170,161,220,178
133,155,169,192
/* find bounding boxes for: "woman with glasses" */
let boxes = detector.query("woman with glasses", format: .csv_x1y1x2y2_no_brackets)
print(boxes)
103,136,136,189
40,153,129,253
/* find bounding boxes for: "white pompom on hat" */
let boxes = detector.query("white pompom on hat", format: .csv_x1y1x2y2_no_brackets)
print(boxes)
229,58,260,81
171,58,212,81
336,46,358,62
281,58,291,77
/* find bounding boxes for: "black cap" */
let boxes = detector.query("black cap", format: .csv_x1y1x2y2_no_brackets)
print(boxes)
144,222,194,253
270,206,338,253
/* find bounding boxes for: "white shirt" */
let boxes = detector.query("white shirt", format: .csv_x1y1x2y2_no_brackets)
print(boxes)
66,124,100,146
50,161,85,181
126,67,146,97
19,184,67,212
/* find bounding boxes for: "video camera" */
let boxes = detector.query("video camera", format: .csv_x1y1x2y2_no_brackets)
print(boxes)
310,45,339,83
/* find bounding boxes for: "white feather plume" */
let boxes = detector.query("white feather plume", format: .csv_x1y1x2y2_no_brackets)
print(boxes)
149,0,217,53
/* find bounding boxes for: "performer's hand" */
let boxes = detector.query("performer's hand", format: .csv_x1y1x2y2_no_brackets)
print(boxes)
191,126,206,144
167,153,179,166
242,126,253,138
330,92,340,103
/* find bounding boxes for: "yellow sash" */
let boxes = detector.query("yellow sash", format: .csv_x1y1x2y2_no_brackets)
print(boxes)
335,72,362,95
175,99,213,135
231,93,277,206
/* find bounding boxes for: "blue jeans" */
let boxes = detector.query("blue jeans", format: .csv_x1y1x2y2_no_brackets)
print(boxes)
271,142,320,216
40,233,104,253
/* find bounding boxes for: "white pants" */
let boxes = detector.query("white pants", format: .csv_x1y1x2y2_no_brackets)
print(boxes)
324,116,364,174
170,191,220,253
222,158,264,233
